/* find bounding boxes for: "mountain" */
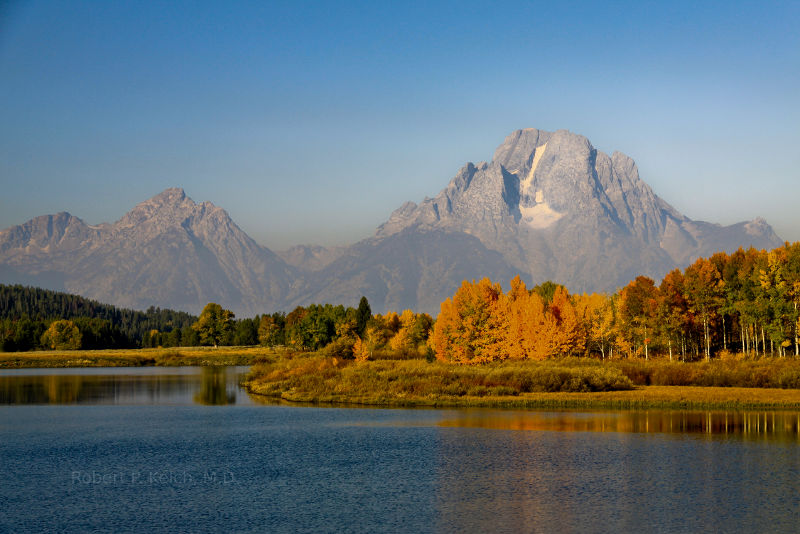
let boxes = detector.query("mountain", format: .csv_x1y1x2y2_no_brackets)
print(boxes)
284,229,523,314
0,188,294,316
277,244,347,272
358,128,782,299
0,129,784,316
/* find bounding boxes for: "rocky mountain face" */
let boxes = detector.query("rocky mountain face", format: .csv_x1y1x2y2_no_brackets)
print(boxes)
0,189,294,316
372,128,782,297
0,129,784,316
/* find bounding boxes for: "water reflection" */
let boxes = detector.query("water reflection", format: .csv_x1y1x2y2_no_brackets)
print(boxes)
194,367,237,405
0,366,249,405
438,409,800,440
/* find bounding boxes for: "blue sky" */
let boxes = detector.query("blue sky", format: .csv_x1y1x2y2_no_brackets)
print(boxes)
1,0,798,249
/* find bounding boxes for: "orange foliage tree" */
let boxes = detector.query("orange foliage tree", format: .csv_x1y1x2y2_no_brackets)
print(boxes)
434,276,589,362
431,243,800,363
432,278,507,363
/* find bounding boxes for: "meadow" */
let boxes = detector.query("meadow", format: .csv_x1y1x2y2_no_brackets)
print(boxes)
0,346,281,368
243,351,800,409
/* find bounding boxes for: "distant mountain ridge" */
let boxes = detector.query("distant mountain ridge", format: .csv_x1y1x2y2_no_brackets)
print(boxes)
0,188,295,316
0,128,784,315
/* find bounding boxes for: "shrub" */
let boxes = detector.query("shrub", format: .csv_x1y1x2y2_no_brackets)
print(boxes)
777,369,800,389
319,338,354,359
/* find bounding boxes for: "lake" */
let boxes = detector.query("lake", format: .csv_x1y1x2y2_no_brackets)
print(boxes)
1,366,799,533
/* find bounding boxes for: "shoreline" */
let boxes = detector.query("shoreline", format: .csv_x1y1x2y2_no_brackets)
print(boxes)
243,351,800,411
245,384,800,410
0,346,277,368
6,348,800,410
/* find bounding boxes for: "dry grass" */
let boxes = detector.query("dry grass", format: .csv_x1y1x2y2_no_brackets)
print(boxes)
0,346,286,368
244,352,800,409
245,352,634,404
505,386,800,410
605,358,800,389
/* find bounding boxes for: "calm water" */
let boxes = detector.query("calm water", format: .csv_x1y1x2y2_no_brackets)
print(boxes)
1,367,799,533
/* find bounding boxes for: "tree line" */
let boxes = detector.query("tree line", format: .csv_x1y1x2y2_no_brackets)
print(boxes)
433,243,800,363
0,284,196,351
194,298,435,360
4,242,799,360
0,286,435,355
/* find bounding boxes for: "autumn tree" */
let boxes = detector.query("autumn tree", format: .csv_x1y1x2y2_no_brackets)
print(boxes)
658,269,690,360
41,319,82,350
684,258,724,360
782,242,800,356
284,306,308,349
618,276,659,359
728,248,762,355
352,336,370,362
192,303,235,348
547,286,584,356
758,247,795,356
575,292,615,359
432,278,506,363
388,310,434,354
503,276,536,360
258,313,286,346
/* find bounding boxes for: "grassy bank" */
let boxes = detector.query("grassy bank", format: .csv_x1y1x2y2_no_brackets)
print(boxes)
244,352,800,409
0,346,283,368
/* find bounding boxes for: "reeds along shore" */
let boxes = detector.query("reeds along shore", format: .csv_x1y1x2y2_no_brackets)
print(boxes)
0,346,279,368
243,351,800,409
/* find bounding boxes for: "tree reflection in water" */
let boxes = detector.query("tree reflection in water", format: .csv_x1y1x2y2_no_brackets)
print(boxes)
437,409,800,441
0,367,239,405
194,366,236,405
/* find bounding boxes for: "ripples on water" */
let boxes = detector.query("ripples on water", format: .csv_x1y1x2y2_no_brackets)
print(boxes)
1,367,799,533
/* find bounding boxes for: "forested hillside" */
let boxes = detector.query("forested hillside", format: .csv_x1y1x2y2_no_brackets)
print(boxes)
0,285,197,351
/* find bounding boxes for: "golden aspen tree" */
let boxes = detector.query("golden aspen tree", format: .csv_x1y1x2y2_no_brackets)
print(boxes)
431,278,506,363
547,286,584,357
353,336,370,362
389,310,416,352
575,292,610,358
383,312,401,335
618,277,659,359
41,319,82,350
503,276,530,360
523,291,549,360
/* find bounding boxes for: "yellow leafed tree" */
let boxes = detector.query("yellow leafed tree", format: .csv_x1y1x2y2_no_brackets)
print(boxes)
353,336,370,362
547,286,584,357
432,278,507,363
389,309,417,353
503,276,552,360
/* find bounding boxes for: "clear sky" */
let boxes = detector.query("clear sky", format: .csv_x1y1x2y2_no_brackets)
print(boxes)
1,0,798,250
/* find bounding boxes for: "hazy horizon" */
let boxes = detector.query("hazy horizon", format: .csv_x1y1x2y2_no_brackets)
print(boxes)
1,1,798,249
